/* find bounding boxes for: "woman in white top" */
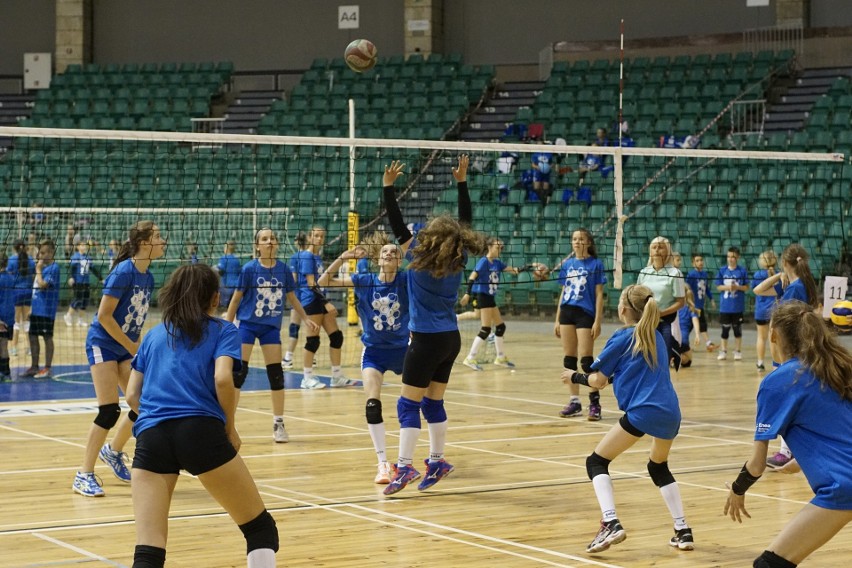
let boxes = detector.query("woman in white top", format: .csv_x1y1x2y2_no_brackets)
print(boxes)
636,236,685,369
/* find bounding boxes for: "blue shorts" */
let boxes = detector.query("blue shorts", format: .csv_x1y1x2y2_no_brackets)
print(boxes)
361,346,406,375
86,341,133,366
14,291,32,307
532,169,551,183
237,320,281,346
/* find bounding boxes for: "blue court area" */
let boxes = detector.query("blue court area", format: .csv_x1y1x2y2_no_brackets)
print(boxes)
0,365,353,403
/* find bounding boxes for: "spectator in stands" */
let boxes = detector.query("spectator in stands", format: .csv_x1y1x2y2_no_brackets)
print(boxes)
530,147,554,206
594,127,610,147
577,145,603,188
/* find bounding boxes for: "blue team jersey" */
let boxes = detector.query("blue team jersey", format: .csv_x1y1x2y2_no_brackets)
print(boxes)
678,305,695,342
405,244,464,333
235,259,295,328
471,257,507,296
356,258,371,274
752,270,783,321
715,265,749,314
216,254,242,288
591,327,681,439
293,250,324,306
685,269,712,311
557,256,608,316
781,279,810,304
70,252,96,284
89,259,154,345
0,273,15,328
7,254,35,295
754,358,852,509
351,272,410,349
31,262,60,318
131,319,242,437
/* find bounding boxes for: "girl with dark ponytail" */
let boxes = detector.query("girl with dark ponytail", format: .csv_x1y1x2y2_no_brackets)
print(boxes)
7,238,35,356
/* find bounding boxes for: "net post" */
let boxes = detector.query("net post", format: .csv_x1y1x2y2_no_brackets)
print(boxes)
347,98,359,326
613,147,624,289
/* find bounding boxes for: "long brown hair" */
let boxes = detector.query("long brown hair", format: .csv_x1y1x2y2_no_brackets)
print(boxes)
574,227,598,258
111,220,156,273
759,250,777,277
408,215,488,278
771,301,852,402
12,239,29,277
622,284,662,368
781,243,819,308
158,264,221,347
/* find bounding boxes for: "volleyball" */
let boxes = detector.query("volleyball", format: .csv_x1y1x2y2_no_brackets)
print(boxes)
344,39,378,72
532,263,550,281
830,300,852,332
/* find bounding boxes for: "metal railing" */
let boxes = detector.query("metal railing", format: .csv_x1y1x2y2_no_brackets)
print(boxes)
743,23,803,55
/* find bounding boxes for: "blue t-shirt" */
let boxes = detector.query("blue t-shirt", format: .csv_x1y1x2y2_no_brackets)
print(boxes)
0,273,15,328
235,259,295,328
7,254,35,296
31,262,60,319
131,319,242,437
89,259,154,345
781,279,809,304
294,250,324,306
405,244,464,334
471,257,507,296
532,152,554,172
557,256,608,317
591,327,681,439
356,258,371,275
70,252,96,284
217,254,242,288
685,269,712,311
351,272,409,349
754,358,852,509
752,270,783,322
715,265,749,314
677,304,695,339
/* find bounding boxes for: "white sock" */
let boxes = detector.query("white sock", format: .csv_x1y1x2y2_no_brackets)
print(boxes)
592,474,617,522
468,336,484,359
494,335,505,358
368,422,387,463
659,482,688,529
331,365,342,378
247,548,276,568
273,415,283,423
284,351,293,361
303,367,313,378
779,437,792,457
397,427,420,467
427,420,448,462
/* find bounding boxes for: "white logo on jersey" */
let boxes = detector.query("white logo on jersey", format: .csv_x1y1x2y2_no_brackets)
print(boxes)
562,267,589,303
254,276,284,318
488,268,500,296
371,291,402,331
756,422,771,434
122,286,150,334
696,279,706,300
723,278,738,299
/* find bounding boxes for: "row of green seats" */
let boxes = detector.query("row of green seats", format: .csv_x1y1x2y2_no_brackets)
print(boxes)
64,61,233,75
51,72,225,89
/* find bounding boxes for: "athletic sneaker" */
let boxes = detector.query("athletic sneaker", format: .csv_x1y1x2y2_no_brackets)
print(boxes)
63,313,73,327
733,351,743,361
282,357,294,369
329,376,357,388
99,443,131,482
273,421,289,443
73,471,105,497
374,461,396,484
418,458,454,491
76,320,88,327
716,351,727,361
462,357,483,371
300,375,326,389
493,356,515,368
766,451,792,470
587,402,602,421
34,367,52,378
756,362,766,372
383,464,421,496
706,342,718,352
559,400,582,418
669,527,695,550
586,518,626,553
21,366,39,377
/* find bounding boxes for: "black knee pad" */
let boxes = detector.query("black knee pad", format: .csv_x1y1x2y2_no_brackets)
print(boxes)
305,335,321,353
563,356,578,370
721,325,731,340
239,510,279,554
233,360,249,389
94,403,120,429
477,326,492,340
328,329,344,349
133,544,166,568
288,322,300,339
580,356,594,373
495,323,506,337
586,452,611,480
128,410,138,423
647,460,675,487
365,398,383,424
732,323,743,338
266,363,284,391
753,550,797,568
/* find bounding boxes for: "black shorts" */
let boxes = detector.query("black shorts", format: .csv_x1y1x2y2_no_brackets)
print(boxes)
558,305,595,328
71,283,91,310
0,327,12,340
719,312,743,326
475,293,497,309
755,318,770,326
29,315,55,337
303,296,329,316
132,416,238,476
402,330,461,388
697,311,708,333
619,414,646,438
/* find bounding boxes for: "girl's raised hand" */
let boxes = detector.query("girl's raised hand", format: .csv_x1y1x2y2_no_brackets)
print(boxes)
383,160,406,186
452,154,469,182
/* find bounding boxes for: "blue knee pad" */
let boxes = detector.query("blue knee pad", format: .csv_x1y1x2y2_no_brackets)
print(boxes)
397,396,421,429
586,452,611,480
420,397,447,423
288,323,300,339
266,363,284,391
328,329,344,349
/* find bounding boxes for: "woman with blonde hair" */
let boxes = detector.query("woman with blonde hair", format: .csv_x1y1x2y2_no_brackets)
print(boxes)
636,236,685,368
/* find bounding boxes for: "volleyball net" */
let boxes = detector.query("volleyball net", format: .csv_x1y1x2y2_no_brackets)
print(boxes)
0,126,847,369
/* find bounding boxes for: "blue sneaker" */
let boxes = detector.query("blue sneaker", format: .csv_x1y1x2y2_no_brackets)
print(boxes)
99,443,131,482
73,471,105,497
383,465,421,496
418,458,454,491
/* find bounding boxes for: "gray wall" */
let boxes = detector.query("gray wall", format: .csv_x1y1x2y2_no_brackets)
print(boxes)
812,0,852,27
0,0,55,75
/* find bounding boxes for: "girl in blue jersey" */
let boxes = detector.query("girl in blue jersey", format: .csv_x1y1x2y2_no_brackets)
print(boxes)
319,235,411,485
724,300,852,568
216,240,241,309
751,251,783,372
564,284,693,553
25,239,60,378
685,253,717,351
676,288,700,368
0,252,14,381
554,228,608,420
64,239,102,328
637,236,685,369
7,238,35,357
224,228,318,443
126,264,279,568
460,237,533,371
382,155,488,496
74,221,166,498
714,246,750,361
282,233,308,369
